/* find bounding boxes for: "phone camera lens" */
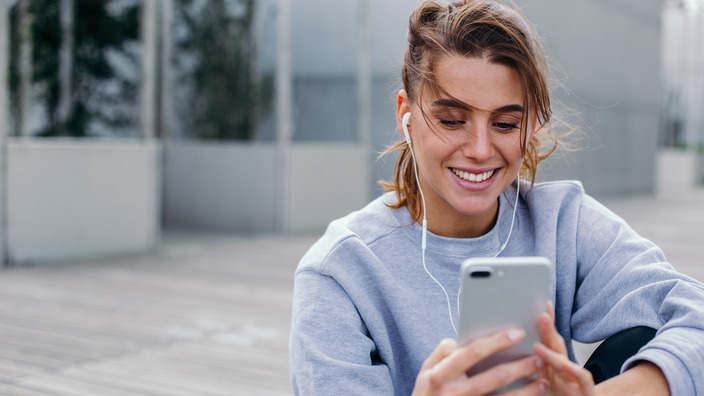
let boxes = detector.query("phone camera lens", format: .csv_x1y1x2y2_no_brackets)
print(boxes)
470,270,492,278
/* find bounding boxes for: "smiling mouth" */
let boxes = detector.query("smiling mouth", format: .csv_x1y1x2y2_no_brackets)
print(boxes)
451,168,495,182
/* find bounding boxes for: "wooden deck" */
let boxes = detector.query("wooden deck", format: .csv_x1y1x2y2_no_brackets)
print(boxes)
0,186,703,395
0,232,317,395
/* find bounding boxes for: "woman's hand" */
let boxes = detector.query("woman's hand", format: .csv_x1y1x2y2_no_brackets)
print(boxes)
533,303,597,396
412,329,547,395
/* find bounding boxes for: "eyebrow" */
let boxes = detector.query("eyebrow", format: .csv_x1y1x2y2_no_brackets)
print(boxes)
431,98,524,114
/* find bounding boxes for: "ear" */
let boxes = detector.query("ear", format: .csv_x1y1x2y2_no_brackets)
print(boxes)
396,90,412,140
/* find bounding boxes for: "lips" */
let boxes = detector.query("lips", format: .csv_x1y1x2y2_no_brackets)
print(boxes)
451,168,495,183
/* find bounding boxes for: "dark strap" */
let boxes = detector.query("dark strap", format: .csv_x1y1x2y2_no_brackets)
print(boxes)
583,326,657,384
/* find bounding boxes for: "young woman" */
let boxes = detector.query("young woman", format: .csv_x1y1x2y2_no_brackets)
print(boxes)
289,1,704,394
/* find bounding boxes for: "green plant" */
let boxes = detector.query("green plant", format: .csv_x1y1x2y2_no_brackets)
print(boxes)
9,0,140,137
174,0,271,140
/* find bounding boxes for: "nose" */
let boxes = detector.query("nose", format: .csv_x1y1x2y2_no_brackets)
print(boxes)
460,122,494,162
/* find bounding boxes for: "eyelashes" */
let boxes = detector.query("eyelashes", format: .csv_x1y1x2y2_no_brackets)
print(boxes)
493,122,519,131
438,119,519,131
439,119,465,127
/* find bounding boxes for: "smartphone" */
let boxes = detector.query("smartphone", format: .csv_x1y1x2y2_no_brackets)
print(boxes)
458,257,552,392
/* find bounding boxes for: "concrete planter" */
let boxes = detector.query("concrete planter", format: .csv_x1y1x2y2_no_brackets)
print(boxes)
163,141,369,234
163,142,278,233
6,138,161,265
656,148,702,192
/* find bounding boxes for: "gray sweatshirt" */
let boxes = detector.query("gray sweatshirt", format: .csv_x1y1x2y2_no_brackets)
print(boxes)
290,180,704,395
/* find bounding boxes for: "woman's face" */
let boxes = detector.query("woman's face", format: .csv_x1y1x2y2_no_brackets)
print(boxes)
397,55,531,238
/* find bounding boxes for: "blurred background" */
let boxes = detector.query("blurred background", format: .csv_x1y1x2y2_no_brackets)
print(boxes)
0,0,703,266
1,0,704,394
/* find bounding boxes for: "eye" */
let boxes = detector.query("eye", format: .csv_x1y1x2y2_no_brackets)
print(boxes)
493,122,519,132
439,119,466,128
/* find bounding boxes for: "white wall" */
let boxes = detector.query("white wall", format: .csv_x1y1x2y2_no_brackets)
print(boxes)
514,0,663,197
657,148,700,191
162,142,369,234
288,144,369,232
7,139,161,265
162,142,278,233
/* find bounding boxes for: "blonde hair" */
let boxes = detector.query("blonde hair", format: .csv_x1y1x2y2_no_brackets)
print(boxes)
380,0,559,222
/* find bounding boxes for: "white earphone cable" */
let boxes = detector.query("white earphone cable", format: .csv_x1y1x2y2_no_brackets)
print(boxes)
456,178,520,322
404,113,521,336
492,177,520,259
406,130,458,335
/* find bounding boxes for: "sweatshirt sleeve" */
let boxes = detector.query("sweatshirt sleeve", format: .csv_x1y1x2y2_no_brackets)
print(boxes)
571,194,704,395
289,267,394,395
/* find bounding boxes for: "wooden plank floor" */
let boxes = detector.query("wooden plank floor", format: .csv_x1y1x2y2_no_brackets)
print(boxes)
0,233,317,395
0,186,703,395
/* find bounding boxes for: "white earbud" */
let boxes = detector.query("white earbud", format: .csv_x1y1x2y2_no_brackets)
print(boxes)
402,112,412,146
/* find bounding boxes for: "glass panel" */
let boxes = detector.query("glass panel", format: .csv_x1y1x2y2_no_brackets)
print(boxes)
369,1,412,195
8,0,141,137
661,1,704,148
291,0,359,142
169,0,277,141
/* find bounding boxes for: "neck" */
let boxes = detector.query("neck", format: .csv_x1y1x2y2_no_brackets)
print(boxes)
424,198,499,238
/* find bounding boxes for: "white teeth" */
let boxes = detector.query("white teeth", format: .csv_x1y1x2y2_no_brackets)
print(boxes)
453,168,494,182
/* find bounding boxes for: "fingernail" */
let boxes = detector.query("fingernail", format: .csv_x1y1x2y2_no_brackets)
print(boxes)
507,328,525,341
535,358,545,369
539,380,547,393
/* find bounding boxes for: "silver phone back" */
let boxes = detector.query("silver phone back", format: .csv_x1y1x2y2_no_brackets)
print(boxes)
458,257,552,393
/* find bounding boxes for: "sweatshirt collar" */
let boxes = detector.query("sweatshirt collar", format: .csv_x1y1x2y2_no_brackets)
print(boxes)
388,185,519,258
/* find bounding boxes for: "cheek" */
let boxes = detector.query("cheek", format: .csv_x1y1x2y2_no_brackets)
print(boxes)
495,135,525,161
416,133,452,160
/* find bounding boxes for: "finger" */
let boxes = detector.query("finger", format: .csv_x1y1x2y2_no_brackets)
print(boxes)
533,342,570,371
501,377,548,396
538,311,567,354
431,329,526,385
445,356,543,396
414,339,459,394
533,342,594,387
421,338,457,371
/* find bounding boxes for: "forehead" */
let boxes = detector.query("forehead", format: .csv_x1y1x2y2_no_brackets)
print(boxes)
427,55,524,113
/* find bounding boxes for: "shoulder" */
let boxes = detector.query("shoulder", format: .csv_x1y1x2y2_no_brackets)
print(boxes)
529,180,621,219
525,180,618,212
527,180,635,249
296,193,407,274
523,180,624,231
523,180,586,219
526,180,585,201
